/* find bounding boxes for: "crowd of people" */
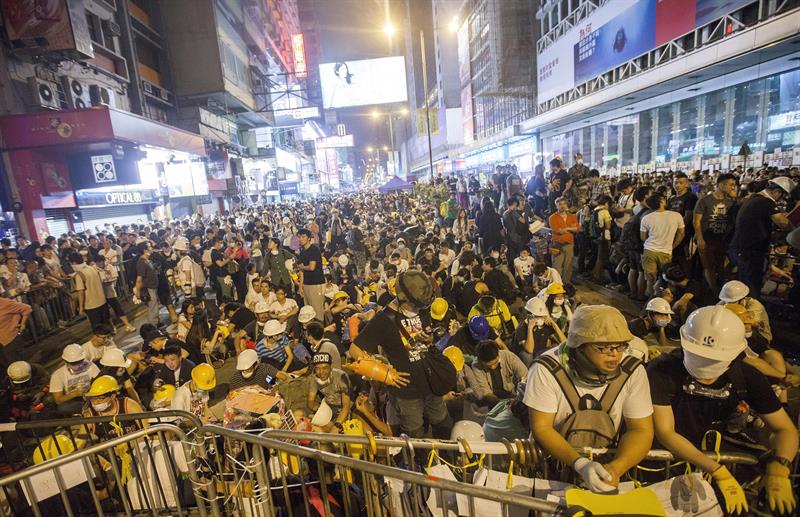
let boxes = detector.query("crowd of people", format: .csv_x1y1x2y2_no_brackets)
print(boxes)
1,157,799,514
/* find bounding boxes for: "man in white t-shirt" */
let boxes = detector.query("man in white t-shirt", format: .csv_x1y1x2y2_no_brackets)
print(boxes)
513,247,535,285
640,193,685,296
269,286,299,324
524,305,653,493
50,343,101,416
81,324,118,363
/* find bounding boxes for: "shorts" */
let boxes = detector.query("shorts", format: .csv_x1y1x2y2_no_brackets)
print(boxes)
627,250,642,272
642,249,671,279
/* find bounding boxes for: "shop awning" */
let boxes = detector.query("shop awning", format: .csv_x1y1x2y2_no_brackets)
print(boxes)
0,107,206,156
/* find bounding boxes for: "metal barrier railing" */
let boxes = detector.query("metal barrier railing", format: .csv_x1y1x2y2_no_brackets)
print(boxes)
0,411,770,517
0,424,207,517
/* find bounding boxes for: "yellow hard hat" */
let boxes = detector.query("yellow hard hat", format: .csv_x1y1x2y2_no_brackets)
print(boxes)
724,303,756,325
154,383,176,402
85,375,120,397
33,434,85,464
192,363,216,391
546,282,566,295
430,297,449,321
443,346,465,372
332,290,349,302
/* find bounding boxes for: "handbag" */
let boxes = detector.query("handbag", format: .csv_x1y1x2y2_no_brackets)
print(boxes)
226,258,240,275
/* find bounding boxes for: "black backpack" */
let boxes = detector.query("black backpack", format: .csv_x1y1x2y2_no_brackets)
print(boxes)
620,209,649,253
534,353,641,449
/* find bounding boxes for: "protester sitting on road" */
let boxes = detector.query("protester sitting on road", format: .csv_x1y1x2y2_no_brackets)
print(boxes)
647,306,798,515
524,305,654,493
307,352,350,433
627,297,674,348
171,363,217,423
50,343,101,416
469,340,527,407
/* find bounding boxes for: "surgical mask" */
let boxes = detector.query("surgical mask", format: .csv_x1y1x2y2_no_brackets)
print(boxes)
241,367,255,379
744,331,753,338
577,159,583,165
553,298,565,306
653,316,670,328
397,243,405,249
490,252,500,259
91,400,112,412
400,307,419,318
316,377,331,387
67,361,90,375
271,249,279,255
683,350,731,381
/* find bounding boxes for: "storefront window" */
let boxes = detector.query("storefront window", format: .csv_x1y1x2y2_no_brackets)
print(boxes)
702,89,726,158
638,109,653,164
656,105,675,162
606,122,619,172
621,116,637,167
592,125,605,170
731,79,764,153
678,97,699,159
581,127,592,159
764,69,800,152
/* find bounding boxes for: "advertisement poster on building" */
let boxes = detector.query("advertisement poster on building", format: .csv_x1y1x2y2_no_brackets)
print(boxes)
461,85,474,145
573,0,656,83
319,56,408,109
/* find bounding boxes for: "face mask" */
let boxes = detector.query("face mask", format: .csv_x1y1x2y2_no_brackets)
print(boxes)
91,400,112,412
653,316,670,328
744,331,753,338
241,367,255,379
533,317,546,328
553,298,565,306
397,244,405,249
194,389,210,402
271,249,279,255
577,159,583,165
68,361,90,375
316,377,331,386
400,307,419,318
683,350,731,381
490,252,500,259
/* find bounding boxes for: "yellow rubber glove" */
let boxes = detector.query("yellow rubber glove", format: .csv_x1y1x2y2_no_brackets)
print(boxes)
710,465,748,515
763,462,796,515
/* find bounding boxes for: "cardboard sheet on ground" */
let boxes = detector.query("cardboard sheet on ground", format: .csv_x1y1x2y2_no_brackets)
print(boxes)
22,458,93,504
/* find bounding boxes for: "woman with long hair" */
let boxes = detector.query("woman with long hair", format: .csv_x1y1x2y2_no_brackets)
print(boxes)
452,208,471,244
477,199,504,255
185,309,224,367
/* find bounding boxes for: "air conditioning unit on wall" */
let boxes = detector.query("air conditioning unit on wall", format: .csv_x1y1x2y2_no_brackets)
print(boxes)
28,77,60,110
60,77,92,109
90,84,115,107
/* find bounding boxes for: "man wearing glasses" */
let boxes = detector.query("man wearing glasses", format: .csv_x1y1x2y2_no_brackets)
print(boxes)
523,305,653,493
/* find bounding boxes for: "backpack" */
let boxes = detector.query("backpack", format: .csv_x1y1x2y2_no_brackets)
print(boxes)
620,209,649,254
586,208,603,240
201,248,213,268
534,353,641,449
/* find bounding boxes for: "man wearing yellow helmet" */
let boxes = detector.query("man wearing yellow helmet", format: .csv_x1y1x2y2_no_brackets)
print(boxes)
172,363,217,422
82,375,144,426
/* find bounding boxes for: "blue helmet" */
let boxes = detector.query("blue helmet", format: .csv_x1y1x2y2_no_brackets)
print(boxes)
468,316,490,341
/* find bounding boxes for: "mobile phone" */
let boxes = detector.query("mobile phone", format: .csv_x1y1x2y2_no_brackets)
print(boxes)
265,376,274,385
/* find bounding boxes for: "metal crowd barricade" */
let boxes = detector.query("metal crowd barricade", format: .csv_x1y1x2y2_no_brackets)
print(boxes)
0,424,208,517
15,284,77,344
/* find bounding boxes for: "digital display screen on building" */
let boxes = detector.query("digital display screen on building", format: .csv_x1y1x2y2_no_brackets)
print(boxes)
319,56,408,109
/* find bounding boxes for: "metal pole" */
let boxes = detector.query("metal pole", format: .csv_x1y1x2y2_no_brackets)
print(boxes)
420,29,435,181
388,114,396,176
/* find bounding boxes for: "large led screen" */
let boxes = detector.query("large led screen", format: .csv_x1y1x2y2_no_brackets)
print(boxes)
319,56,408,109
164,162,209,198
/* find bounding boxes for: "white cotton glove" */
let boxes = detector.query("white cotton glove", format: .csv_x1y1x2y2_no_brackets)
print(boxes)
573,457,616,493
132,296,142,305
223,275,233,286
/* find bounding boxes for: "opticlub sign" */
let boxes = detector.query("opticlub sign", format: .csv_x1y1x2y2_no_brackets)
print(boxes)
76,189,156,207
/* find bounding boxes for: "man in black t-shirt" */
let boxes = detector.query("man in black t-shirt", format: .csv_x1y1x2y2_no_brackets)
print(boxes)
134,242,160,326
693,173,737,293
729,178,794,298
667,172,698,277
210,237,234,303
297,229,325,321
351,270,453,439
647,306,797,515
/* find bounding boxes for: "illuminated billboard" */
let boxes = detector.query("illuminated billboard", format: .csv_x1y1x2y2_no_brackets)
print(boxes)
292,34,307,78
537,0,753,103
319,56,408,109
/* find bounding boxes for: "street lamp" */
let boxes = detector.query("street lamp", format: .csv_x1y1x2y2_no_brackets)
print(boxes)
366,146,374,153
384,23,396,37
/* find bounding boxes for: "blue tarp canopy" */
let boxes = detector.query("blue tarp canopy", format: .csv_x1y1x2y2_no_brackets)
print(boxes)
378,175,413,193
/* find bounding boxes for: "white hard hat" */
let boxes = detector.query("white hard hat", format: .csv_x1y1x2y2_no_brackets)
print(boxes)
62,343,85,363
718,280,749,303
311,400,333,427
337,254,349,268
254,301,270,314
645,297,674,315
99,348,131,368
524,297,548,317
236,349,258,371
768,176,793,194
7,361,31,384
450,420,485,442
263,320,287,337
298,305,316,324
172,237,189,252
680,306,746,362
